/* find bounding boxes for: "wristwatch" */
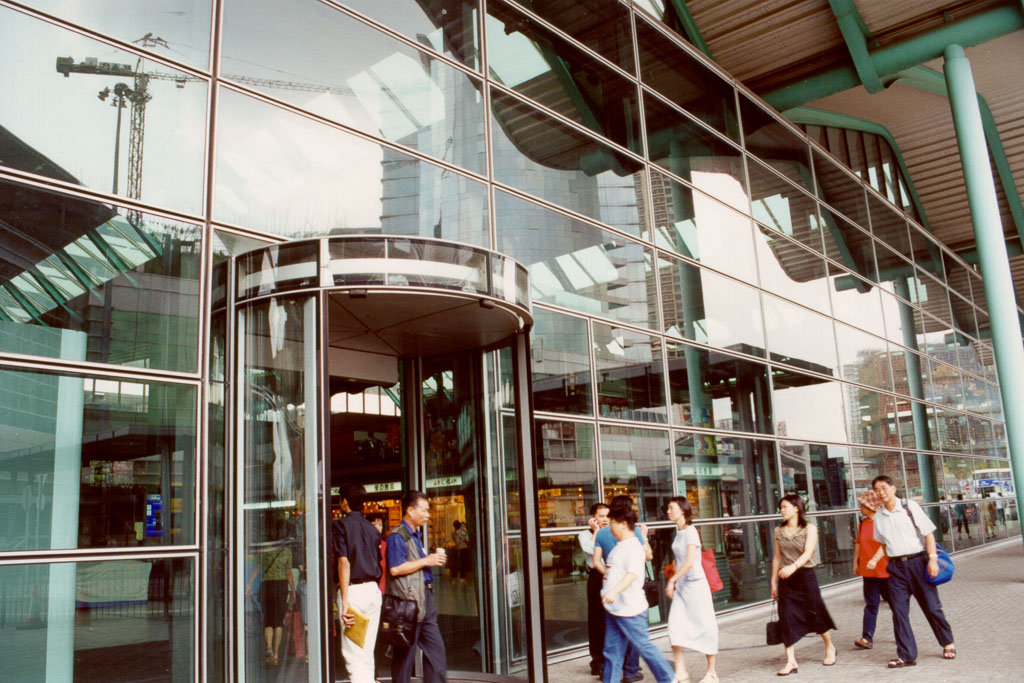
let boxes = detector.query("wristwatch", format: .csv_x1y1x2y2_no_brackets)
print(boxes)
928,553,938,558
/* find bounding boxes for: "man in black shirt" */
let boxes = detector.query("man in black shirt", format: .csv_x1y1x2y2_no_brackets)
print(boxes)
333,483,383,683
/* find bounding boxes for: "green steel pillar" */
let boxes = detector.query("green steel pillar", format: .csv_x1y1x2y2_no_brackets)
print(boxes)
944,44,1024,542
893,279,939,505
668,140,713,430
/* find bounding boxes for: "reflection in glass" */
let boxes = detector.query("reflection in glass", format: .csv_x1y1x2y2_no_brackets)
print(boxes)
934,406,970,454
530,308,593,414
821,206,877,282
650,170,757,284
908,227,945,283
658,255,765,355
666,341,772,434
674,432,778,516
336,0,481,69
718,519,776,606
487,0,641,153
950,502,983,550
2,7,206,214
812,150,869,228
813,513,857,584
753,228,831,314
18,0,211,68
903,451,943,503
536,420,597,527
867,194,909,255
241,296,322,680
833,321,892,392
208,307,228,683
747,158,822,254
517,0,635,71
0,366,196,551
635,18,739,141
850,448,905,497
0,178,202,372
827,264,886,338
646,93,748,215
0,559,194,682
847,385,902,448
778,442,851,511
762,293,837,372
222,0,486,174
215,89,489,243
540,533,589,651
600,424,672,522
496,191,655,327
771,369,848,443
739,95,812,193
490,90,646,235
593,322,666,423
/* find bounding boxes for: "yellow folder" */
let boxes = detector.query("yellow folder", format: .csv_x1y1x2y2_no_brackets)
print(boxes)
343,604,370,648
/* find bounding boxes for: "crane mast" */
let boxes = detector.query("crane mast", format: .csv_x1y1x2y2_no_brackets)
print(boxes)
56,47,353,225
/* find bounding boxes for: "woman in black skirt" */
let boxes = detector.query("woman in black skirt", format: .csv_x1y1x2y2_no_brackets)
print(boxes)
771,494,836,676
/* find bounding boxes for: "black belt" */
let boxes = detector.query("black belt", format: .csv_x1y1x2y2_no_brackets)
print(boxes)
351,579,378,585
890,551,924,562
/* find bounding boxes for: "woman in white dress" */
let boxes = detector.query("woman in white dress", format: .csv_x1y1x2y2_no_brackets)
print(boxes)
665,497,719,683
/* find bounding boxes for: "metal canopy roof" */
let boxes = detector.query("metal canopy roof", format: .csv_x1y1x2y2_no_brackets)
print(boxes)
679,0,1024,308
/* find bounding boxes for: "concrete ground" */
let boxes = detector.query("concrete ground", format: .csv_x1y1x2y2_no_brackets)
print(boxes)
546,539,1024,682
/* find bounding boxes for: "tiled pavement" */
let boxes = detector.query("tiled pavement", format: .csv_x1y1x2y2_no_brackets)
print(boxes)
546,539,1024,682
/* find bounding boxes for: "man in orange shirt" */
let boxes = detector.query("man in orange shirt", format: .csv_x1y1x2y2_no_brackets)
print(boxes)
853,490,889,649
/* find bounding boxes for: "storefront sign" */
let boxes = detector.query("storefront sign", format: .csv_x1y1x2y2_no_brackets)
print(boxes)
426,475,462,489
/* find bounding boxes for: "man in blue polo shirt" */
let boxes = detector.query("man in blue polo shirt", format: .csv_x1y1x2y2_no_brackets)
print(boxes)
593,495,653,683
386,490,448,683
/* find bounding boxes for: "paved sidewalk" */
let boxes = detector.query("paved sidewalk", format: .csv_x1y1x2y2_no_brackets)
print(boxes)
547,539,1024,682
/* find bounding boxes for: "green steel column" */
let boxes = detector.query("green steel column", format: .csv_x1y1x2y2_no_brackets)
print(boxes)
668,140,713,429
944,44,1024,542
893,278,938,505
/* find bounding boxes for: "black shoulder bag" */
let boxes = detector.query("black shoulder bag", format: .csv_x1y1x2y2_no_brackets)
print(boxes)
380,527,420,648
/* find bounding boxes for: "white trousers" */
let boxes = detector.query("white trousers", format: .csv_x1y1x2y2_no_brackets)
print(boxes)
339,582,382,683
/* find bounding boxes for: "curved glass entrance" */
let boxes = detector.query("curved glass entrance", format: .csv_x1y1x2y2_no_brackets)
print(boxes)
229,236,542,682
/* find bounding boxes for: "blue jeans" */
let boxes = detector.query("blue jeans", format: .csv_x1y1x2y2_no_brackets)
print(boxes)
861,576,889,642
602,613,675,683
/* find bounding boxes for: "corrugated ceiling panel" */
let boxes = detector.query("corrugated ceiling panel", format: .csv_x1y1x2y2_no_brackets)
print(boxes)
689,0,845,84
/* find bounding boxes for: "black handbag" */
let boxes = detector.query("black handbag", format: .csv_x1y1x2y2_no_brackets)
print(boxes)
379,593,417,648
766,600,782,645
643,564,659,608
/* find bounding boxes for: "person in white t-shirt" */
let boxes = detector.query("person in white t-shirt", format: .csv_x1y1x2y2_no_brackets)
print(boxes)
600,505,680,683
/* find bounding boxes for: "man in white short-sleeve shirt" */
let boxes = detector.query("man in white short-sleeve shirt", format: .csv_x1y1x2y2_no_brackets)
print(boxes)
871,475,956,668
599,505,678,683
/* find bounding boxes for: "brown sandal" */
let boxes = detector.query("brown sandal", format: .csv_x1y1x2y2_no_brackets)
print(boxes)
853,638,872,649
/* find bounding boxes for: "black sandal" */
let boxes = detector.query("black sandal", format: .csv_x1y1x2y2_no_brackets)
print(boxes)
888,659,916,668
943,646,957,660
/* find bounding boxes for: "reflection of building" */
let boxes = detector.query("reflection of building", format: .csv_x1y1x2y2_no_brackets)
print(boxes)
4,1,1023,680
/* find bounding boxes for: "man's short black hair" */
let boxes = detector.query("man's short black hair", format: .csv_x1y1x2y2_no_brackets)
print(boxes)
590,502,610,516
339,483,366,512
609,504,637,529
871,475,895,489
402,489,428,515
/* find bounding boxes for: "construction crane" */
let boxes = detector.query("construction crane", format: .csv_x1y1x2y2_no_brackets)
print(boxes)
56,38,354,223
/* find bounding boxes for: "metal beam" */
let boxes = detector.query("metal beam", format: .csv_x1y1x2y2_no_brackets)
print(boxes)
944,44,1024,544
666,0,712,58
828,0,883,93
763,5,1024,111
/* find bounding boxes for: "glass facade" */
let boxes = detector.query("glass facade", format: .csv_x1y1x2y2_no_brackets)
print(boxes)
0,0,1018,680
